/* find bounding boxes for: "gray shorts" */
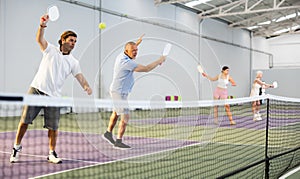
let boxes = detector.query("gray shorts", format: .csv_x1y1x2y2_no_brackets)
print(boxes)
21,87,60,130
110,92,129,115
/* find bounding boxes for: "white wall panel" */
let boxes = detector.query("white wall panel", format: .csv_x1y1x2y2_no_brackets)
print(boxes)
1,0,256,100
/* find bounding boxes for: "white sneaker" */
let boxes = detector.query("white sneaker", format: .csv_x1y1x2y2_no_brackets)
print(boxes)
253,114,258,121
256,112,262,120
47,151,62,164
10,145,22,163
256,116,262,121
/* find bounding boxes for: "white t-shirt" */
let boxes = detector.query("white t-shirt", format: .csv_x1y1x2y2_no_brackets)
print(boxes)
31,43,81,97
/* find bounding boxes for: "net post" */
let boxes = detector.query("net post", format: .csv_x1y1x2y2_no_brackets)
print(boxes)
265,98,270,179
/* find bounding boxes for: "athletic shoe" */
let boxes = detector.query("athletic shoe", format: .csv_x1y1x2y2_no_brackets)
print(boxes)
253,113,259,121
257,112,262,120
254,113,262,121
256,115,263,121
103,131,115,145
47,151,62,164
10,145,22,163
230,120,236,125
114,139,131,150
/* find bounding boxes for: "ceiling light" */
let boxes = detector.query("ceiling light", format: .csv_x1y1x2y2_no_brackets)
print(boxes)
273,28,289,34
275,12,298,22
247,25,259,30
185,0,211,7
273,25,300,34
258,21,271,25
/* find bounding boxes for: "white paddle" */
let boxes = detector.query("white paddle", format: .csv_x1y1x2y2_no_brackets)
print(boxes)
197,65,204,73
48,5,59,21
273,81,278,88
163,43,172,56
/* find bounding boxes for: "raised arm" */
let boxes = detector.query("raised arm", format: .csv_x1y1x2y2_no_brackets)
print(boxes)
134,56,166,72
75,73,92,95
255,79,273,88
136,34,145,46
36,14,49,51
202,73,218,81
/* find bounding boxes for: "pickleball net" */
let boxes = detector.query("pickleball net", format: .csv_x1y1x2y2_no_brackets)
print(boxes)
0,93,299,178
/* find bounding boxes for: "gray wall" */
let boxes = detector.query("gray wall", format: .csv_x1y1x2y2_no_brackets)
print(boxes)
0,0,100,98
256,69,300,98
0,0,257,101
252,33,300,98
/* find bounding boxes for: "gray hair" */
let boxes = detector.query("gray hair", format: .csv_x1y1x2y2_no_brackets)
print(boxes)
256,71,263,76
124,41,136,50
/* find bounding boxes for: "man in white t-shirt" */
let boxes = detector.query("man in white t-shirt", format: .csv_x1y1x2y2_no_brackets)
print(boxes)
10,13,92,164
103,37,166,149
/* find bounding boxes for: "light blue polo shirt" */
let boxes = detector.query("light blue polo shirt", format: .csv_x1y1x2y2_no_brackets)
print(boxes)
110,53,138,94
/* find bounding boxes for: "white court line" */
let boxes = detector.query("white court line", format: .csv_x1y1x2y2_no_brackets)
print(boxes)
2,129,296,178
30,141,205,179
279,165,300,179
29,139,272,179
0,151,100,164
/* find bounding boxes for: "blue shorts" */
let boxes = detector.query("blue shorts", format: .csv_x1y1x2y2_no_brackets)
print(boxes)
21,87,60,130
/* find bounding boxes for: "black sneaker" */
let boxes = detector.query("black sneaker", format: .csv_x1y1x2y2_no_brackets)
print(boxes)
102,131,115,145
114,139,131,150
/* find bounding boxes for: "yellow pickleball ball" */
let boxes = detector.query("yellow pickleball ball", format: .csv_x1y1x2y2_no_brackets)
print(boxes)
98,22,106,30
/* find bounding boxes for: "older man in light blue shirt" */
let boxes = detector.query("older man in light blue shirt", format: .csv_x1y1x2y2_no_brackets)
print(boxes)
110,53,138,95
103,37,166,149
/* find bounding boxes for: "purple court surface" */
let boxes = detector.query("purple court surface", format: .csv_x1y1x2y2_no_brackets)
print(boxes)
0,114,296,178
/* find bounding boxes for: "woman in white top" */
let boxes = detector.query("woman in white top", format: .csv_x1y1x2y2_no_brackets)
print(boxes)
250,71,273,121
202,66,237,125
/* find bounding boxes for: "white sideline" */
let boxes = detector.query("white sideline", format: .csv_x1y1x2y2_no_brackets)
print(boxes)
279,165,300,179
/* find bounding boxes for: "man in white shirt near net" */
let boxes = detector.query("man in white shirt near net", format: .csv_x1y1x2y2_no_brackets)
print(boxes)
10,13,92,164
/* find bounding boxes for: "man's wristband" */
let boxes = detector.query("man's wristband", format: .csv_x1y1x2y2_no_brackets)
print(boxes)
40,24,47,28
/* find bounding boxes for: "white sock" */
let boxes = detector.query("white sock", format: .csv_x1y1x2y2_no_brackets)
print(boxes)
49,150,54,155
14,144,21,149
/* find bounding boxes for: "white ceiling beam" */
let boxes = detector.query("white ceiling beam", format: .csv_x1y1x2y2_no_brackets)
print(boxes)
253,19,300,37
229,3,299,28
154,0,187,5
248,0,264,11
223,1,244,13
277,0,287,8
198,0,242,16
235,15,300,30
229,13,273,27
199,1,300,19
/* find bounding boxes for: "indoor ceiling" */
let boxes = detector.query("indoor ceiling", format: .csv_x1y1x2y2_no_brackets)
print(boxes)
154,0,300,38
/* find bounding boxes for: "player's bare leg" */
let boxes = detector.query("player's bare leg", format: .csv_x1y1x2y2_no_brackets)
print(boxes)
103,111,119,145
47,129,62,164
114,114,131,149
225,104,235,125
107,111,119,132
48,129,58,152
15,122,28,145
213,97,219,124
10,121,27,163
117,114,129,139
